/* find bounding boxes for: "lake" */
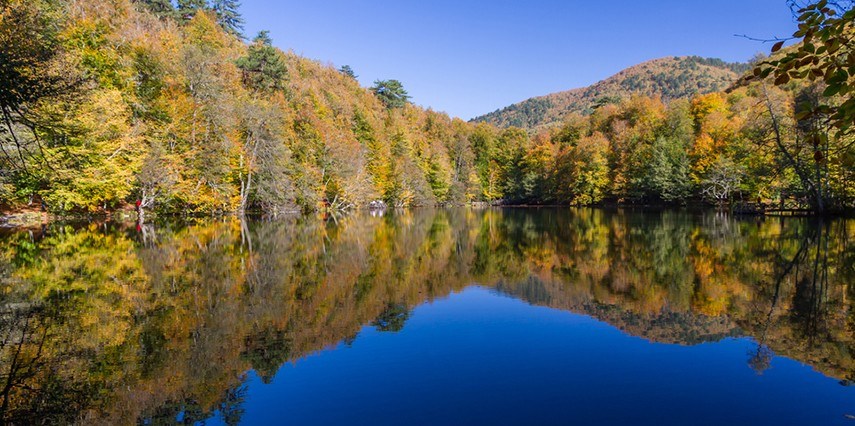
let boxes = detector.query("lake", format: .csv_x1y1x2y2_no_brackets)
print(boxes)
0,208,852,425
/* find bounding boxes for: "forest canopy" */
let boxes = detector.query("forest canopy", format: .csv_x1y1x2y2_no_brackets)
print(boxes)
0,0,852,216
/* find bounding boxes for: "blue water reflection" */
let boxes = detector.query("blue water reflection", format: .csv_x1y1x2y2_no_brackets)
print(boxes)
234,287,853,426
1,208,852,424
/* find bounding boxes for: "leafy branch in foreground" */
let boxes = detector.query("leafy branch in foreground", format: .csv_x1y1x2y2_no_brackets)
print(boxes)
751,0,853,136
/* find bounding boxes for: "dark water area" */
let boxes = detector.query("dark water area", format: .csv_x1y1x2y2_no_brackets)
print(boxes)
0,208,852,425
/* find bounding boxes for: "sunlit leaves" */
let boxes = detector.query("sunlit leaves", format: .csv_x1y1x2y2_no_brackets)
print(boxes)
752,1,854,136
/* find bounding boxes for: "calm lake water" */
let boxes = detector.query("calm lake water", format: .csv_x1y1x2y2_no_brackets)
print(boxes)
0,208,852,425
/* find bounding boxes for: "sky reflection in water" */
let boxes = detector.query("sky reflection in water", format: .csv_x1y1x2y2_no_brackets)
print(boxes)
234,287,853,426
0,208,852,424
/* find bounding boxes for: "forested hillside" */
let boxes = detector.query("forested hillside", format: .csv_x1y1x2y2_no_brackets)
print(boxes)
472,56,750,132
0,0,485,215
469,1,854,213
1,0,852,215
475,83,854,212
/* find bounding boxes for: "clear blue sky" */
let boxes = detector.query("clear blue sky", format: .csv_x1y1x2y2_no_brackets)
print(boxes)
240,1,798,120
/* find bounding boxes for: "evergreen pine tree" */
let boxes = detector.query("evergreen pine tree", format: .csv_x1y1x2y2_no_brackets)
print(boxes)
339,65,357,79
211,0,244,37
236,31,288,92
371,80,410,109
177,0,207,21
134,0,176,19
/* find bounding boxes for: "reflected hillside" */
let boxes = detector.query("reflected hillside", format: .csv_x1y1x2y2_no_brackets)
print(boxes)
0,208,852,424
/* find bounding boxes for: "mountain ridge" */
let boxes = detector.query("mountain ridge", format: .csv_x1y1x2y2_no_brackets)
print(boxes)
472,56,750,132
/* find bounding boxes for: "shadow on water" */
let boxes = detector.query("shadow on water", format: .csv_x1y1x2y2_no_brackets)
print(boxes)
0,208,851,423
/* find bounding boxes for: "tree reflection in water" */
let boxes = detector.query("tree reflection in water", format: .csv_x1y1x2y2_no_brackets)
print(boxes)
0,208,851,423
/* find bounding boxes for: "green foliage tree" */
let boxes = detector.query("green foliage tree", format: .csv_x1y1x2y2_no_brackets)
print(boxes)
647,136,691,202
339,65,357,79
177,0,208,21
210,0,244,37
371,79,410,109
236,31,287,92
133,0,176,19
494,128,529,201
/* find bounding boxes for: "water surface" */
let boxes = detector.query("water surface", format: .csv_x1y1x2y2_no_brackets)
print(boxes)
0,208,852,424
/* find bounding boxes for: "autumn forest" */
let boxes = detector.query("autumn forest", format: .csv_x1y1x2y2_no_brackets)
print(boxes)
1,0,853,218
2,1,855,424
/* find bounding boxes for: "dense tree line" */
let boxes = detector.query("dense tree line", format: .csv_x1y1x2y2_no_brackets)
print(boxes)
0,0,485,216
0,0,851,216
479,83,853,212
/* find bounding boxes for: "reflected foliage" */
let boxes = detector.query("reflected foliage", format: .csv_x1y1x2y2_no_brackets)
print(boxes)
372,303,411,333
0,208,852,423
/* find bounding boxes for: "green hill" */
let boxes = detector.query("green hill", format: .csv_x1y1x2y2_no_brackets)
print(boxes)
472,56,750,132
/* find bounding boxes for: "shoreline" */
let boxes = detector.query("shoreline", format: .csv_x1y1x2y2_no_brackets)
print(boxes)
2,203,849,230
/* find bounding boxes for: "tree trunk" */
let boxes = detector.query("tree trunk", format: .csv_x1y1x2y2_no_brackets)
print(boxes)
762,85,825,214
